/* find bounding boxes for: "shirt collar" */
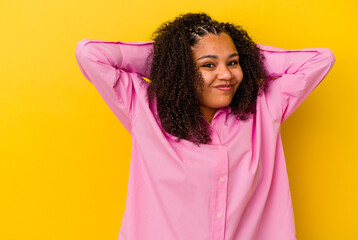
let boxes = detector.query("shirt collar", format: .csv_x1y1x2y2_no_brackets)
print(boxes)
220,106,232,113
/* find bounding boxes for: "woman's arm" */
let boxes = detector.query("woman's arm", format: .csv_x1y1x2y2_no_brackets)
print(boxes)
75,39,153,132
257,44,336,122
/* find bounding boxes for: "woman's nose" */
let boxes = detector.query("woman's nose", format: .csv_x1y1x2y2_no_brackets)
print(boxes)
217,65,233,80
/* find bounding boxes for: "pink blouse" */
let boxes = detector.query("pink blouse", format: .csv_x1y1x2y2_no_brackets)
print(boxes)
75,39,335,240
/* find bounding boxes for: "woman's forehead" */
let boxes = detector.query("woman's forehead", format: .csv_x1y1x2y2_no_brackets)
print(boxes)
191,33,238,59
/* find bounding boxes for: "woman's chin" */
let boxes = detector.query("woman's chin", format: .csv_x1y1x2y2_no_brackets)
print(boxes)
214,100,233,109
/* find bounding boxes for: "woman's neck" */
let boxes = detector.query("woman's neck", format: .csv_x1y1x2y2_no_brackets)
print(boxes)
200,107,217,124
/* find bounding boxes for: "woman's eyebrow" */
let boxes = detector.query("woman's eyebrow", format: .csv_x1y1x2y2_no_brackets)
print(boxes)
197,54,218,60
197,53,239,61
228,53,239,58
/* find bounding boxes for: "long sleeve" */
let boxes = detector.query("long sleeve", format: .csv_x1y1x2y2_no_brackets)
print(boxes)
75,39,154,132
257,44,336,122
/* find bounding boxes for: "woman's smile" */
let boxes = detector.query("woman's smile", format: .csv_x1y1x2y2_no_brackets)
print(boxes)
215,83,234,91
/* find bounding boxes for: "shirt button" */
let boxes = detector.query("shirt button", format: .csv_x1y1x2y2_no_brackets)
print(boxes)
219,177,224,182
217,213,222,218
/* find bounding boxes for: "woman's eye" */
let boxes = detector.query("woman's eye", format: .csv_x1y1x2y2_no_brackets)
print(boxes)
201,63,215,68
228,60,238,66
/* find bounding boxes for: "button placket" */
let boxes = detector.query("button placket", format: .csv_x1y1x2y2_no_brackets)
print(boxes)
212,144,229,240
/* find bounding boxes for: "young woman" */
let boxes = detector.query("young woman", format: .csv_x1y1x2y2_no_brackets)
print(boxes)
75,13,335,240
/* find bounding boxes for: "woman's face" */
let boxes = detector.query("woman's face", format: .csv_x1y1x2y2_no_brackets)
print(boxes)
191,33,243,120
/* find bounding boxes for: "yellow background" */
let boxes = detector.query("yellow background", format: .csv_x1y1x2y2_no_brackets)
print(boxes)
1,0,357,239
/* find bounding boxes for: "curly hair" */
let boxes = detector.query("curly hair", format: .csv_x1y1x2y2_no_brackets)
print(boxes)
147,13,267,145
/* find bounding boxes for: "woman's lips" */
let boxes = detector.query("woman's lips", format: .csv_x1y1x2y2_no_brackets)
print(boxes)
216,85,233,91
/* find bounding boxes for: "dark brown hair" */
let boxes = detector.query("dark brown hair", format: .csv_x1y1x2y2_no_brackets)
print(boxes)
148,13,267,145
